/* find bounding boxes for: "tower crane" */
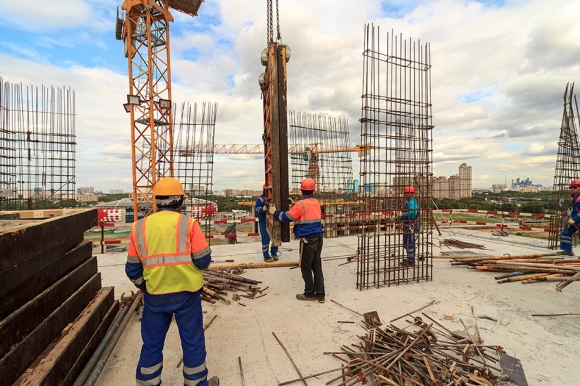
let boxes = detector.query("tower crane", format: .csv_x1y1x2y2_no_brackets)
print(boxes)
116,0,203,218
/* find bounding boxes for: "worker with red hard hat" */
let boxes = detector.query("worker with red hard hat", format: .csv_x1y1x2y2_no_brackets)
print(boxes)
270,178,325,302
255,183,279,262
401,186,419,266
561,179,580,257
125,177,219,386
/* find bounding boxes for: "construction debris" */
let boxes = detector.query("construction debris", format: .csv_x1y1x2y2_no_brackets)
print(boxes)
339,315,515,385
200,269,265,304
279,307,525,386
448,253,580,291
440,238,487,250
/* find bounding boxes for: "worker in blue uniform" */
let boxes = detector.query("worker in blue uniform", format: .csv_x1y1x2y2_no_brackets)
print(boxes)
255,183,279,262
401,186,419,266
125,177,219,386
561,179,580,257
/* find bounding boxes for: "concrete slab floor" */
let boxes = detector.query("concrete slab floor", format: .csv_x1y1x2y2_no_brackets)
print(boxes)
94,228,580,386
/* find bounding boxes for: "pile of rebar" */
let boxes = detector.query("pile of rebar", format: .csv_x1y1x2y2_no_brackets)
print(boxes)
440,239,487,250
200,269,264,305
322,313,505,385
449,253,580,291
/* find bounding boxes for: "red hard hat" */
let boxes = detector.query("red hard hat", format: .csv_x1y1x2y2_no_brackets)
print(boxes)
570,180,580,186
263,183,267,189
300,178,316,191
404,186,415,193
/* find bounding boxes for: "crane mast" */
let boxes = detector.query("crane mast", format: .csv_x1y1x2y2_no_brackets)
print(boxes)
119,0,202,218
121,0,174,218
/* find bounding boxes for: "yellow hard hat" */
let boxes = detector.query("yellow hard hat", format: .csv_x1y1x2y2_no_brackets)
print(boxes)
154,177,185,197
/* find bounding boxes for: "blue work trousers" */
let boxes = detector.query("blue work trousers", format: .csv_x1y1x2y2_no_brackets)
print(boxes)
402,216,418,261
137,291,209,386
561,223,577,252
259,219,278,259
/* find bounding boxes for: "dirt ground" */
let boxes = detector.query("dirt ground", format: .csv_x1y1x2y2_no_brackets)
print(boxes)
94,227,580,386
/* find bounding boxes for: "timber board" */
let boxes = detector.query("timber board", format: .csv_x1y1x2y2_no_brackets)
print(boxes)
0,274,101,386
0,256,99,359
0,240,93,319
16,287,116,386
0,208,97,273
60,299,120,386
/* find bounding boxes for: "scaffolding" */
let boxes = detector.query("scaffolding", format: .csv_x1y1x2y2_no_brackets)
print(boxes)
0,77,76,211
173,102,217,238
548,83,580,249
356,25,433,289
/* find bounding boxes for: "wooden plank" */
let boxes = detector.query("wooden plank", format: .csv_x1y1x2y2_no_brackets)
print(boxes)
61,298,120,386
0,273,101,386
17,287,116,386
0,256,98,359
0,240,93,319
0,208,97,273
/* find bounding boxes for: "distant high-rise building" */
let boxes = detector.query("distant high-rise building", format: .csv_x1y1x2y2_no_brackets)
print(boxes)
458,163,472,198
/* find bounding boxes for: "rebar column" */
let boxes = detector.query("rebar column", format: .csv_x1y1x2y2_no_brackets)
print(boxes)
357,25,433,289
172,101,217,242
548,83,580,249
0,77,76,211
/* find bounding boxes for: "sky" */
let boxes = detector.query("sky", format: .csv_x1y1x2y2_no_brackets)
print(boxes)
1,0,580,192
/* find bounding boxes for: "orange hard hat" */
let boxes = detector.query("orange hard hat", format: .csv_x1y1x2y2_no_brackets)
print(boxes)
300,178,316,191
154,177,185,197
570,180,580,186
404,186,415,193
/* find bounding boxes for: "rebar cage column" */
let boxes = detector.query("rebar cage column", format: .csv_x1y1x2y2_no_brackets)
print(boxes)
357,25,433,289
0,77,76,210
172,101,217,242
548,83,580,249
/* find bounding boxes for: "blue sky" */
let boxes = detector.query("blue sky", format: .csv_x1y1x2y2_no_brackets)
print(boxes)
1,0,580,192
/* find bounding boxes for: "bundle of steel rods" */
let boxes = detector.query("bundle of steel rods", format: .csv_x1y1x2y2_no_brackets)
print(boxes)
323,312,504,385
200,269,263,304
440,239,487,250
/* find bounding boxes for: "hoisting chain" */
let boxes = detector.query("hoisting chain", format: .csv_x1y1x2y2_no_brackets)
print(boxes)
276,0,281,42
267,0,273,43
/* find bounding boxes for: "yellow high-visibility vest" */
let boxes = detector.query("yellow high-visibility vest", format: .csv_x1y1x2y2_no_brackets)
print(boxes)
129,211,210,294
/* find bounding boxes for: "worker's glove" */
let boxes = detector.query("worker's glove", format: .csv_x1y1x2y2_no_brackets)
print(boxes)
567,218,576,226
269,205,277,215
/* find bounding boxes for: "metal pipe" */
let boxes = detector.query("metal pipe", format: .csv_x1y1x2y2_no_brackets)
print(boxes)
83,291,143,386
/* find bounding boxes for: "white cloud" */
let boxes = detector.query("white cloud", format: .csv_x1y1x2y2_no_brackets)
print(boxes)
2,0,580,192
0,0,92,30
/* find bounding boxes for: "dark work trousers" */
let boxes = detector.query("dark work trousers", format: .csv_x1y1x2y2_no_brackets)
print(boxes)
299,233,325,299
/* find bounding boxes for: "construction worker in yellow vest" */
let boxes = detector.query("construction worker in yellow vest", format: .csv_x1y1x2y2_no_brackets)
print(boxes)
125,177,219,386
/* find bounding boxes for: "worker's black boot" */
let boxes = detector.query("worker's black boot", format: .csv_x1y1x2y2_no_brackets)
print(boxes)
208,376,220,386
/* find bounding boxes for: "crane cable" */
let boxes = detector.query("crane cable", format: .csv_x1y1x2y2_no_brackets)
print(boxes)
266,0,281,43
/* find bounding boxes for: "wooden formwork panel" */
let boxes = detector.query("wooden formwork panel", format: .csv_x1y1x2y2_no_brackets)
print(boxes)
0,256,99,359
0,273,102,386
0,209,97,298
0,208,97,271
0,240,93,320
60,298,120,386
16,287,118,386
